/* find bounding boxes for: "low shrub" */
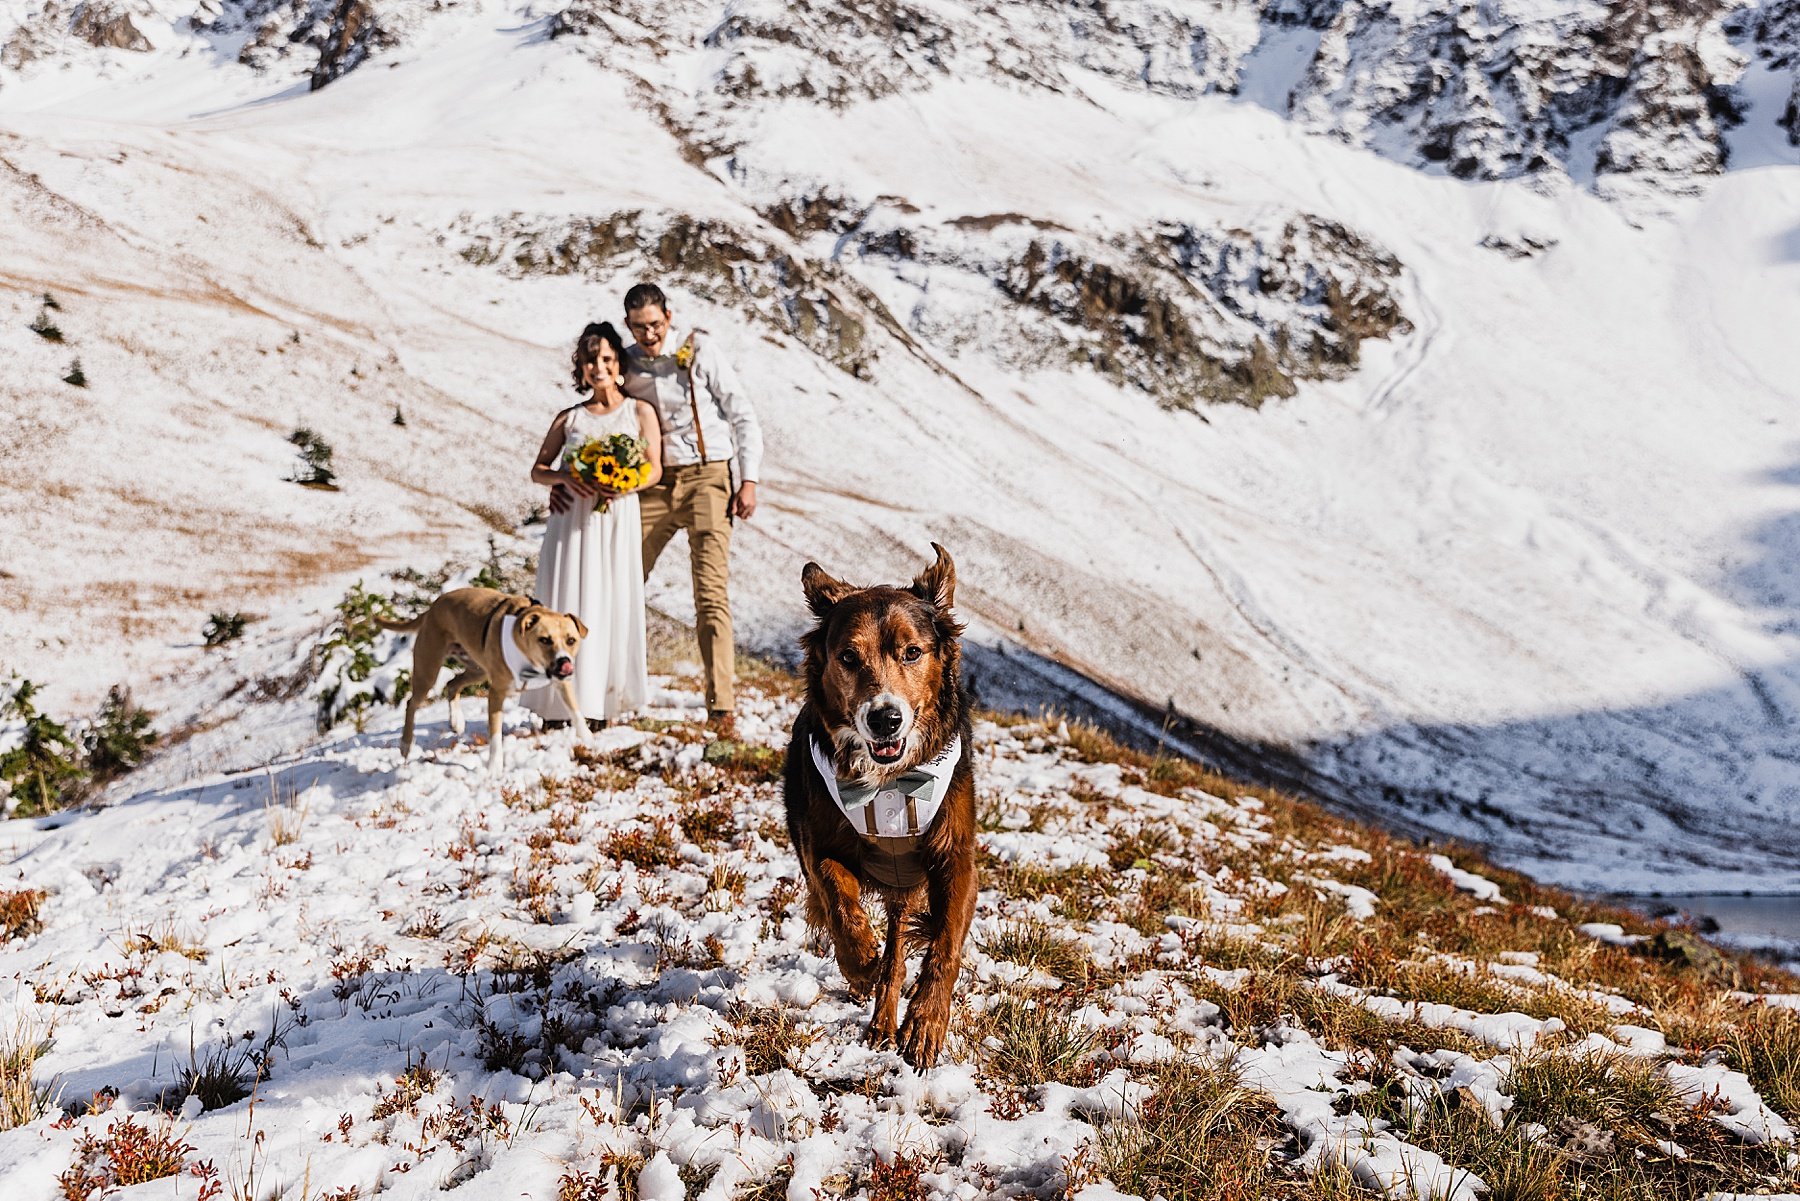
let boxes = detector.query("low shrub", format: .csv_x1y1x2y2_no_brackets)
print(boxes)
83,686,156,781
0,678,87,816
0,889,46,941
202,612,248,647
287,426,336,487
56,1113,199,1199
315,583,412,732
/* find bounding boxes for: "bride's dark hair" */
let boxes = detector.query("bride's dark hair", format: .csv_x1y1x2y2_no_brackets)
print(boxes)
571,321,627,394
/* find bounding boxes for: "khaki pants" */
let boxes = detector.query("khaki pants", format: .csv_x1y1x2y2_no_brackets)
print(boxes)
640,461,734,713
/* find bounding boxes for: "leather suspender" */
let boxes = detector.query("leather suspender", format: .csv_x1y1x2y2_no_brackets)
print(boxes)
680,333,710,463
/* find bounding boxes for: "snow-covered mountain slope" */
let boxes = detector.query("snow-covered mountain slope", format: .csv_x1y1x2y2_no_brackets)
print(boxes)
2,0,1800,891
2,627,1796,1199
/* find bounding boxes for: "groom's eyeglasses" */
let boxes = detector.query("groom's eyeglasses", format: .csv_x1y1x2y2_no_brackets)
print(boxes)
626,311,669,343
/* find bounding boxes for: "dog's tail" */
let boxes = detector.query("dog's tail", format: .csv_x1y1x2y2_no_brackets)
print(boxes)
374,613,425,633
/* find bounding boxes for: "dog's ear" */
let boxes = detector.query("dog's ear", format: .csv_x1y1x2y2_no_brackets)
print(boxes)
802,562,853,618
911,543,956,612
568,614,588,639
521,611,539,631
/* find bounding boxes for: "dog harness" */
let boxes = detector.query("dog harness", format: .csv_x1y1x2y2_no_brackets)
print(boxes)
498,615,556,692
811,736,961,890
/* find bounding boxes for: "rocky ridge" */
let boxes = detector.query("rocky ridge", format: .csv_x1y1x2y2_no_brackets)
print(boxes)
5,2,1795,191
456,202,1409,409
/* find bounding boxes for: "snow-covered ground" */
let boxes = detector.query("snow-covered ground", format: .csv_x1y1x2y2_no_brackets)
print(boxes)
2,587,1796,1198
2,1,1799,893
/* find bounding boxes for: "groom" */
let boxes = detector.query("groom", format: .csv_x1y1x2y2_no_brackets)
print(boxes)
556,283,763,734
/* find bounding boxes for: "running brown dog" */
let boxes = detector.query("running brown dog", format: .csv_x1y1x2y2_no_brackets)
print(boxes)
782,543,976,1068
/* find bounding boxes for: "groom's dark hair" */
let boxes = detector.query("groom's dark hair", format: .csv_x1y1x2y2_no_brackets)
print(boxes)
623,282,668,314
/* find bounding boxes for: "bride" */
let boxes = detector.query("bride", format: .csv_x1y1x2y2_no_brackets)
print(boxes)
526,322,663,729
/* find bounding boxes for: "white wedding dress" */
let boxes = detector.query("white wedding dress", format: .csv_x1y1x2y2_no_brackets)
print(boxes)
525,399,649,723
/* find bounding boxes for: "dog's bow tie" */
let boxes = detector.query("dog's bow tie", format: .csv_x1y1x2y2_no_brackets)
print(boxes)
811,735,962,839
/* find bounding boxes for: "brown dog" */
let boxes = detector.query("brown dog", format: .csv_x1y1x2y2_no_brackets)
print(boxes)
783,544,976,1068
376,587,588,773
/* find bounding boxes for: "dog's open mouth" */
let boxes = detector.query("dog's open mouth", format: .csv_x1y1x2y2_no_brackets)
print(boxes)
869,738,904,764
552,661,574,679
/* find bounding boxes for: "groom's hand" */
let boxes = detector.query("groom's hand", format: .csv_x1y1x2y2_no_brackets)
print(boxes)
548,482,574,514
732,480,758,521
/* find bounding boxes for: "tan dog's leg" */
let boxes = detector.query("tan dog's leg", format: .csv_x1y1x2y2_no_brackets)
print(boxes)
806,858,881,999
486,689,507,774
899,850,976,1068
440,669,483,739
867,895,912,1048
554,679,587,745
402,625,452,759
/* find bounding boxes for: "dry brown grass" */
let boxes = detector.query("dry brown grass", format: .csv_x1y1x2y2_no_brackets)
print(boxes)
726,1001,819,1076
600,821,680,870
0,889,47,942
971,994,1103,1090
979,919,1093,983
121,921,208,963
1359,1046,1800,1200
1093,1057,1300,1201
1662,996,1800,1127
981,854,1107,923
1,1013,56,1131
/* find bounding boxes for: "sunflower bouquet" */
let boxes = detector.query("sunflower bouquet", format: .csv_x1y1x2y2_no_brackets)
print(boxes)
567,432,652,513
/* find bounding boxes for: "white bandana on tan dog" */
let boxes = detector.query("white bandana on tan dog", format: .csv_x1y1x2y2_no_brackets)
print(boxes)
499,615,556,692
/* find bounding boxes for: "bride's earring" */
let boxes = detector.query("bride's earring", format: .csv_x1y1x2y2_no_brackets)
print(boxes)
615,375,625,387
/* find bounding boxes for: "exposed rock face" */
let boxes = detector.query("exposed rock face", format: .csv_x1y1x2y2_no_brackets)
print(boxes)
309,0,385,91
70,3,152,52
2,0,1782,195
7,0,157,61
1594,28,1742,195
1291,0,1742,189
458,211,885,379
833,209,1409,409
182,0,404,83
1744,0,1800,146
460,202,1410,410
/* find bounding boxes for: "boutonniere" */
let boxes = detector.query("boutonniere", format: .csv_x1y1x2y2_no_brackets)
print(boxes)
674,343,694,371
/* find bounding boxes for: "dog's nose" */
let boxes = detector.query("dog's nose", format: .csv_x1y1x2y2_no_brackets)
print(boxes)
868,704,904,739
552,657,574,678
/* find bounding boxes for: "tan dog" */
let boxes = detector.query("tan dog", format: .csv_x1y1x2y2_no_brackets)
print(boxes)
376,587,588,772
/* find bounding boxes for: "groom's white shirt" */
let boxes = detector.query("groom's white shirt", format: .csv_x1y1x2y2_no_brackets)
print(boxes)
623,328,763,486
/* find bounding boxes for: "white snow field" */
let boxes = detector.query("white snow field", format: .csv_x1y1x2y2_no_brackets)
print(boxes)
1,1,1799,897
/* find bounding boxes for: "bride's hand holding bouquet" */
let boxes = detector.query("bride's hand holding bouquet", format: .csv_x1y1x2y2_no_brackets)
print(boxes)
567,432,653,513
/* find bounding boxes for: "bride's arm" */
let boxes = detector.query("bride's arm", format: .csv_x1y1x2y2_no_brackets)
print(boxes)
634,401,664,491
531,411,596,497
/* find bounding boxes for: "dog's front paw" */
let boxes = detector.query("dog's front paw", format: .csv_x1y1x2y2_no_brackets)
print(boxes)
835,946,880,1001
865,1008,900,1048
897,999,950,1069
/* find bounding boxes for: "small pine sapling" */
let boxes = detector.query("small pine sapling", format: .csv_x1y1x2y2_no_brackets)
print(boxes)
63,359,86,388
0,680,86,816
83,686,157,781
28,307,62,343
287,427,337,487
203,612,248,647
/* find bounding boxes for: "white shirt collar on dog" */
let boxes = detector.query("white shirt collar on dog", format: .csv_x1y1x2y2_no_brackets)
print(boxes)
499,615,554,692
810,735,962,839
